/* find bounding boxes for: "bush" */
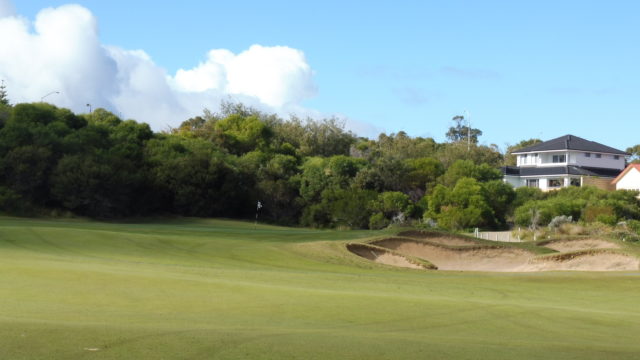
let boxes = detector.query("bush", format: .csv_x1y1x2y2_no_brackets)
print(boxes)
369,212,389,230
596,214,618,226
582,205,615,223
627,219,640,234
514,198,585,227
548,215,572,230
557,223,587,236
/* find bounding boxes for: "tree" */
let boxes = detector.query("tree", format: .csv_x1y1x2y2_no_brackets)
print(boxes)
369,191,411,225
404,157,444,198
626,144,640,164
425,177,495,230
213,114,272,155
435,141,503,168
440,159,502,187
0,80,8,106
301,187,377,229
481,180,516,228
445,115,482,144
145,136,245,217
255,154,302,223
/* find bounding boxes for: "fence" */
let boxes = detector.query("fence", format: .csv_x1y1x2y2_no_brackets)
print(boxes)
472,229,521,242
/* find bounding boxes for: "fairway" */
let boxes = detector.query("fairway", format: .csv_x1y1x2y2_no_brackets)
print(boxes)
1,217,639,359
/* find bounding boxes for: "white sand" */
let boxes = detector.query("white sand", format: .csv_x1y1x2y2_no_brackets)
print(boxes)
542,239,620,252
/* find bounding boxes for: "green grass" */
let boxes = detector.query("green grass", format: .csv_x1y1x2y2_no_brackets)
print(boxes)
1,217,639,359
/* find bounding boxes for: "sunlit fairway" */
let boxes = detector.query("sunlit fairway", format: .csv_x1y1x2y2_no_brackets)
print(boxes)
1,217,640,359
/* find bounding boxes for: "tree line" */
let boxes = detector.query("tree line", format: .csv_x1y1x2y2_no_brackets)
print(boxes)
0,99,639,231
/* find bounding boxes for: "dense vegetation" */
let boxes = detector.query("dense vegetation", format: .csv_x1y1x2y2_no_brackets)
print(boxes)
0,98,639,231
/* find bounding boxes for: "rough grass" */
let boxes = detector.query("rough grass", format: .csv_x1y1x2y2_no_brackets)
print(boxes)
1,217,640,359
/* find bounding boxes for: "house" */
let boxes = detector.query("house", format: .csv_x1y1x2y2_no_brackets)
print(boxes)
502,134,628,191
611,164,640,192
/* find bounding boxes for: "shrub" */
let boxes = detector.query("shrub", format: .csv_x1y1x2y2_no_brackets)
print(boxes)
582,205,615,223
557,223,587,236
627,219,640,234
595,214,618,226
369,212,389,230
548,215,572,230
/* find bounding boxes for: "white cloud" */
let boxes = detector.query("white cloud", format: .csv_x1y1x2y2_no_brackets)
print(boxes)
171,45,317,108
0,1,323,131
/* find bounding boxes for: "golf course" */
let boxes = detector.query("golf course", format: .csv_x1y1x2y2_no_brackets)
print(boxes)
1,216,640,359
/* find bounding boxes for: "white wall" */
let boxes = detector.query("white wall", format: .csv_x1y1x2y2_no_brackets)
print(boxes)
517,154,539,166
616,168,640,191
538,152,567,166
522,176,570,191
573,151,625,170
519,151,625,169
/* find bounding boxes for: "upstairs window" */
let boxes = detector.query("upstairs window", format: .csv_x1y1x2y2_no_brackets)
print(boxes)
595,153,602,158
585,153,591,157
552,154,566,163
614,155,620,160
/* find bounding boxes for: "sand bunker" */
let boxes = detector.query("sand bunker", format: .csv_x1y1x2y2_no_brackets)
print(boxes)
540,239,620,252
396,230,477,246
346,243,426,270
348,237,639,272
522,251,639,272
372,238,531,272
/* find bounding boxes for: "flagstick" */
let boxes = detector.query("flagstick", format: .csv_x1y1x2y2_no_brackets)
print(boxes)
254,200,262,229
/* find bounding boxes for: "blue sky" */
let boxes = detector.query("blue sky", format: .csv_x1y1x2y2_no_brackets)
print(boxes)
6,1,640,151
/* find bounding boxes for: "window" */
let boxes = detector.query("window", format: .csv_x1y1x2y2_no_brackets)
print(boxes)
526,179,539,188
614,155,620,160
595,153,601,158
585,153,591,157
552,154,566,163
548,179,562,188
570,178,581,187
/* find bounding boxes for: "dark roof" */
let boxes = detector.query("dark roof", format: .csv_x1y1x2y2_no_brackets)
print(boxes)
501,166,622,178
512,134,628,155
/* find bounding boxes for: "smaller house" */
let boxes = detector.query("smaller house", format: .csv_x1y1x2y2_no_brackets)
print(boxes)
611,164,640,192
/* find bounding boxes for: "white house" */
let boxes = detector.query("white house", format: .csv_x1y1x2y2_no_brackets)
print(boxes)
611,164,640,192
502,134,628,191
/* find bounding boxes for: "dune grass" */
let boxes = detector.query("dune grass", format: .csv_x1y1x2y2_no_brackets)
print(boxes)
1,217,639,359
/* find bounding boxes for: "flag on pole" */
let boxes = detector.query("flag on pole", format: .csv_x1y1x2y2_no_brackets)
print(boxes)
254,201,262,229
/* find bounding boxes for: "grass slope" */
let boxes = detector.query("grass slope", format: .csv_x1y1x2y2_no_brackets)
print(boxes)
1,217,639,359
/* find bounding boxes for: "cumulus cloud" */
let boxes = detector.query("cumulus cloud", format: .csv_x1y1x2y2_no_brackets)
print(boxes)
0,1,322,130
172,46,316,108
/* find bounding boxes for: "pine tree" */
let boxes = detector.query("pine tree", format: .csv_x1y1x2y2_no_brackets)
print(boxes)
0,80,8,106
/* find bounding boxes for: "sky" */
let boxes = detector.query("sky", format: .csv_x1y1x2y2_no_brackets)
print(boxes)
1,0,639,151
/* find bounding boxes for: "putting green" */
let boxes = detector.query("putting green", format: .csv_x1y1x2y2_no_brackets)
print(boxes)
1,217,639,359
